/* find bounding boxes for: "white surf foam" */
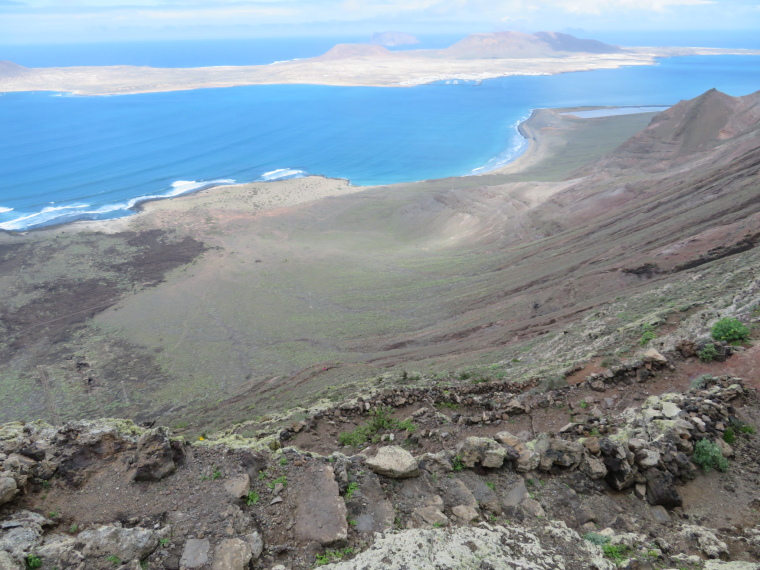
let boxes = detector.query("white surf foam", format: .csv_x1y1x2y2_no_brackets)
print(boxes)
469,115,531,175
0,204,90,231
0,207,13,214
260,168,306,181
0,179,237,231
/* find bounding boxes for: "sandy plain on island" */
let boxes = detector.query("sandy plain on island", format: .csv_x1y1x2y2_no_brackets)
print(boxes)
1,45,758,96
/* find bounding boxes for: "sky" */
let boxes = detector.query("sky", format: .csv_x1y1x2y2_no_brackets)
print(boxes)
0,0,759,44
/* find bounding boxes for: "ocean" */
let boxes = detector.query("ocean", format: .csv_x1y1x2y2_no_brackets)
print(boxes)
1,35,760,231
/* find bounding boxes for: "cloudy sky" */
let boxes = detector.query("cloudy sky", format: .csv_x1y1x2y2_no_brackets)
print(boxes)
0,0,758,44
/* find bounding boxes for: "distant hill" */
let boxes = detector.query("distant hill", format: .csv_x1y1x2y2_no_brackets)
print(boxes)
442,31,553,59
314,44,394,61
533,31,623,54
0,60,29,78
603,88,760,166
371,32,420,47
313,31,625,62
441,31,622,59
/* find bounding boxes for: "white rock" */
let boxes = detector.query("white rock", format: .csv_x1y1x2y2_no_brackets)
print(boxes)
211,538,252,570
80,525,158,563
365,446,420,479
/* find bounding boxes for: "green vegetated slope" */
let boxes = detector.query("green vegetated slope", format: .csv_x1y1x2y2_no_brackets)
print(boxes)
3,91,759,430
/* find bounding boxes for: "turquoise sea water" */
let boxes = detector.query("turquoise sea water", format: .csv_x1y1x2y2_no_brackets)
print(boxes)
1,46,760,230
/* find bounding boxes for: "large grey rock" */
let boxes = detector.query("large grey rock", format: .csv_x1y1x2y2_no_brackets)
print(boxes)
79,525,158,563
0,551,22,570
318,523,615,569
455,437,507,469
534,435,584,471
249,531,264,559
503,479,529,508
211,538,252,570
365,446,420,479
635,449,660,469
294,464,348,546
180,538,211,568
414,506,449,527
223,474,251,499
452,505,479,522
660,402,681,419
0,477,18,506
132,427,180,482
0,511,48,560
36,534,85,569
645,469,682,509
680,525,728,559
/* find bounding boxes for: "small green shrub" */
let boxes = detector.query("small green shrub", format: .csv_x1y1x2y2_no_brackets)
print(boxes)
740,424,756,435
689,374,713,390
245,491,260,506
698,343,718,363
211,468,223,480
711,317,751,343
106,555,121,566
600,356,620,368
692,439,728,472
602,543,630,564
338,407,417,447
723,427,736,445
452,456,465,471
639,324,657,346
25,555,42,569
344,482,359,500
315,547,354,566
582,532,610,546
485,481,496,491
267,475,287,489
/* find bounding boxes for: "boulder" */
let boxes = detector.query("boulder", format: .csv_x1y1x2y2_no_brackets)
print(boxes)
503,479,528,508
294,464,348,546
132,427,181,482
79,525,158,563
680,525,728,559
223,474,251,499
635,449,661,469
644,349,668,365
455,437,507,469
0,477,18,506
249,531,264,560
180,538,211,568
366,446,420,479
661,402,681,419
0,551,22,570
414,506,449,527
580,454,608,480
0,511,48,560
534,436,584,471
211,538,252,570
645,469,682,509
452,505,479,522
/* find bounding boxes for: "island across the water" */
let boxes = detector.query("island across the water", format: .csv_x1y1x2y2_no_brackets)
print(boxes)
1,30,757,96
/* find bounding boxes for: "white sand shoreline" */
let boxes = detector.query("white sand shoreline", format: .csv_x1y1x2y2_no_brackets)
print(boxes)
0,104,669,236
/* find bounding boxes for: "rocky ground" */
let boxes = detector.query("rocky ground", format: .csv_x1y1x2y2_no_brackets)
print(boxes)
1,334,760,570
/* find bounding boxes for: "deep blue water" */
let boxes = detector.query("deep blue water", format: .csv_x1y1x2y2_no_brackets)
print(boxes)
1,45,760,230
